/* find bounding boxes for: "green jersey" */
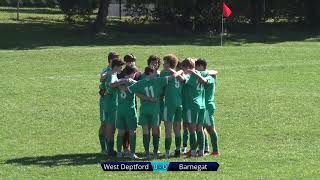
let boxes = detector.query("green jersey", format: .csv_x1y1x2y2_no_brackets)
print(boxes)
99,66,112,90
182,71,205,109
160,70,182,108
202,72,216,111
128,77,168,114
104,74,118,108
139,71,160,80
118,82,136,109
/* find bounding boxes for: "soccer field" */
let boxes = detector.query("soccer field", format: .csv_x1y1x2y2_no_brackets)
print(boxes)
0,7,320,179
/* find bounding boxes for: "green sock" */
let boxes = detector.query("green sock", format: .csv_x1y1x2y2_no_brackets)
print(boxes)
105,138,108,151
165,137,172,151
175,136,181,150
183,129,188,147
197,131,204,151
204,132,209,151
116,135,123,153
189,132,197,150
143,134,150,153
99,134,106,151
130,134,136,154
153,135,160,153
210,131,219,152
108,140,114,153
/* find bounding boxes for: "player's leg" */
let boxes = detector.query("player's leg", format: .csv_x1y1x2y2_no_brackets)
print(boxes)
186,109,198,157
142,125,151,159
127,108,139,159
115,113,126,158
163,106,173,158
205,110,219,157
99,97,107,154
204,128,210,155
182,109,189,154
173,107,182,157
116,129,125,158
106,110,117,156
123,130,130,156
182,122,189,153
196,109,206,157
140,113,151,158
151,113,160,159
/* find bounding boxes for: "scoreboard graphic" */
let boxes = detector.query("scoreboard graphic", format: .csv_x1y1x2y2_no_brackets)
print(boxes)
101,162,220,172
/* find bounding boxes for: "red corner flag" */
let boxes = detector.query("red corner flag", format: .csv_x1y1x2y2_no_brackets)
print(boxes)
223,3,232,17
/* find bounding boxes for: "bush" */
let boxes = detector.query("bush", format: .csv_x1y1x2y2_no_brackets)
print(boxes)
58,0,98,23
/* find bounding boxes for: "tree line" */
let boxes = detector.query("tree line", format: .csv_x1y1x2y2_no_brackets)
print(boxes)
2,0,320,32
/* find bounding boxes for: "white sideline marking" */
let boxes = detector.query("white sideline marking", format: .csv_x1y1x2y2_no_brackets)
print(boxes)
29,75,97,81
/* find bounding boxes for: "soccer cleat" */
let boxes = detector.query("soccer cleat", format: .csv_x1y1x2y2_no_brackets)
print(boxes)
174,149,181,157
186,150,197,158
123,149,131,157
165,151,170,159
211,151,220,157
130,153,141,160
117,152,123,158
153,152,159,159
198,150,204,157
108,150,117,157
204,150,210,156
182,147,188,154
145,151,151,159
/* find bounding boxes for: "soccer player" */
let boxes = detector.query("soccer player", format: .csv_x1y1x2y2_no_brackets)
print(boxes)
140,55,163,153
123,54,142,81
181,58,209,157
104,58,130,156
127,67,179,159
98,52,119,155
195,58,220,157
115,66,140,159
160,54,184,158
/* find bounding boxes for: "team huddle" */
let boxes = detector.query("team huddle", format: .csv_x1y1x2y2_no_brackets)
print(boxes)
98,52,219,160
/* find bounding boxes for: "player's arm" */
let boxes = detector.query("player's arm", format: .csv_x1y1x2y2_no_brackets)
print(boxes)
100,72,112,82
166,68,181,81
135,93,157,103
110,78,133,88
187,69,208,84
207,69,218,79
118,79,137,92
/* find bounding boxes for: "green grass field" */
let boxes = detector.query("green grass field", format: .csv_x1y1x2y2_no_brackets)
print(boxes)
0,7,320,179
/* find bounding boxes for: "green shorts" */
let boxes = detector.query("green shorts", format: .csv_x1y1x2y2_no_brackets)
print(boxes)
163,106,182,122
205,109,215,127
139,112,160,127
99,96,108,124
105,108,117,126
160,98,164,121
182,108,205,125
116,107,138,130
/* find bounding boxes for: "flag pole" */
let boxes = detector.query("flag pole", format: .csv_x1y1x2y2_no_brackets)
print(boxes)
220,1,224,46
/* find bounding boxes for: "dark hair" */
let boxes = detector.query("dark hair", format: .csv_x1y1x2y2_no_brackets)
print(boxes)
111,58,125,68
163,54,179,69
195,58,207,69
181,58,195,69
176,61,182,70
144,67,156,75
147,55,161,66
123,66,137,75
124,54,136,62
108,52,119,63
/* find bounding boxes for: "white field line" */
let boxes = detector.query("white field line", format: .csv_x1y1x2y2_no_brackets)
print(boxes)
29,74,98,81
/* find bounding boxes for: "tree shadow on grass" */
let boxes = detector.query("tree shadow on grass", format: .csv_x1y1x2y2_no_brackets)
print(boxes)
0,19,319,50
4,152,167,167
